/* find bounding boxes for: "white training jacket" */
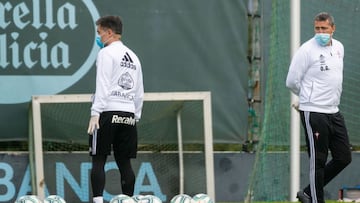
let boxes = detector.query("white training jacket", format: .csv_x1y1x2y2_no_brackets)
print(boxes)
286,37,344,114
91,41,144,119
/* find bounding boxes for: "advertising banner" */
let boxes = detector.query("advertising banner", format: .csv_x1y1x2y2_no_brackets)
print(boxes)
0,0,249,143
0,152,206,202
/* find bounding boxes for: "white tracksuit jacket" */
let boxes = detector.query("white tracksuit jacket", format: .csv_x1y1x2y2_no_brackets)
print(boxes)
286,37,344,114
91,41,144,119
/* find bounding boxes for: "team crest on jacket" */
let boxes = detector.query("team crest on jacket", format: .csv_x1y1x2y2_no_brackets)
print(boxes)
315,132,320,140
118,72,134,90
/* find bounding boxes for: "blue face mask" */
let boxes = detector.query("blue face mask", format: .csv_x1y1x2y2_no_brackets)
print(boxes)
315,33,331,46
96,36,104,48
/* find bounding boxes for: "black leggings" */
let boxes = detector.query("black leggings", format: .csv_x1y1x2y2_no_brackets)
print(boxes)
300,111,352,203
91,155,135,197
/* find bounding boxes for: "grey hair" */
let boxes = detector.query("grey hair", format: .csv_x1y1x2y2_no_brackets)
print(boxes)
314,12,335,26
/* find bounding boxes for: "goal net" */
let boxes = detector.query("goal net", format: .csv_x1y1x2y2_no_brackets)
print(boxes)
29,92,214,202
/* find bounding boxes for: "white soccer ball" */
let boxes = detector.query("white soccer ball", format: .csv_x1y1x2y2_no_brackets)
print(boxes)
170,194,192,203
139,195,162,203
15,195,43,203
44,195,66,203
191,193,214,203
132,194,145,203
110,194,136,203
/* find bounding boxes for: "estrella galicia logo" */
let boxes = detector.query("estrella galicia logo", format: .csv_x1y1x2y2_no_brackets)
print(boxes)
118,72,134,90
0,0,100,104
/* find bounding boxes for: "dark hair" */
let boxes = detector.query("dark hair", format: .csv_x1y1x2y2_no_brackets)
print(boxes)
314,12,335,26
96,15,122,34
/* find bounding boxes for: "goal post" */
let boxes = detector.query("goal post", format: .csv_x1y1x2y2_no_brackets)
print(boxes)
29,91,215,201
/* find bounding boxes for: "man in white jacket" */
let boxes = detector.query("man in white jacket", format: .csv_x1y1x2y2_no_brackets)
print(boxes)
286,12,351,203
87,15,144,203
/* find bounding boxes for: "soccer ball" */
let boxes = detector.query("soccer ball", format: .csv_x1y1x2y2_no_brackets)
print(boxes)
132,194,145,203
139,195,162,203
191,193,214,203
14,195,43,203
170,194,192,203
110,194,136,203
44,195,66,203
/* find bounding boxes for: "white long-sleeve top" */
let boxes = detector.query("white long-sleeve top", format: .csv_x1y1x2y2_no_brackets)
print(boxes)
91,41,144,119
286,37,344,114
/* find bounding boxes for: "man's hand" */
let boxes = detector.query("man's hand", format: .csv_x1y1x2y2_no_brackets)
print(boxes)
292,102,299,112
87,116,99,135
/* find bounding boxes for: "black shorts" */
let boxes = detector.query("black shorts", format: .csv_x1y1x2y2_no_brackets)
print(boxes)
89,111,138,158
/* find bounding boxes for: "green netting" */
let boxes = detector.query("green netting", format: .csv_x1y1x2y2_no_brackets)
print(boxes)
247,1,291,201
40,100,204,151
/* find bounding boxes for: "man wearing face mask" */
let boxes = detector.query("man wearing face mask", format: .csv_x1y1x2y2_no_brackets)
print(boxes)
87,15,144,203
286,12,352,203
